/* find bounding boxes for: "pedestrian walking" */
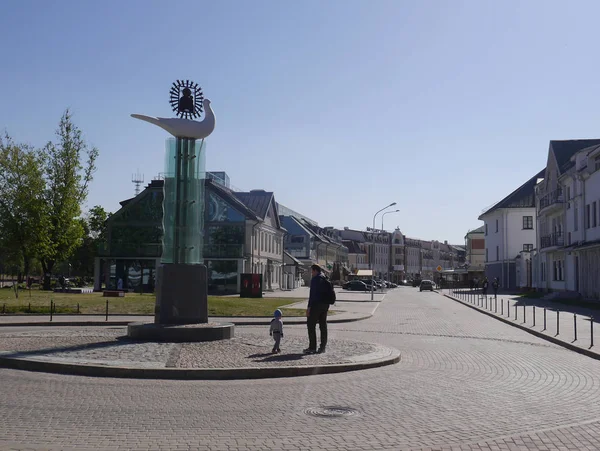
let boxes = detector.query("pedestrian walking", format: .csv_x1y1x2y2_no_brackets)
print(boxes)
482,277,489,297
269,309,284,354
304,264,336,354
492,278,499,297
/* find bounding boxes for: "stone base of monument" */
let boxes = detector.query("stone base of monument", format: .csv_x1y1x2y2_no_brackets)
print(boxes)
127,322,234,342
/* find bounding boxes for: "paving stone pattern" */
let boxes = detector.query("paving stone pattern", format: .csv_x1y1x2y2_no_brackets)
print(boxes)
0,327,380,369
2,287,600,450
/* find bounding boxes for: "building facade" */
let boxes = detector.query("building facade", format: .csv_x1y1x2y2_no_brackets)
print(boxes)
479,170,544,290
534,141,600,299
96,176,286,294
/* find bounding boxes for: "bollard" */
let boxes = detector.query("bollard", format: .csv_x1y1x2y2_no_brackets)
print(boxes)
556,310,560,336
501,298,504,315
494,298,497,313
514,304,518,321
533,306,536,327
77,303,80,314
50,300,53,322
591,317,594,348
573,313,577,342
507,299,510,318
523,304,526,324
105,299,109,321
543,308,547,331
485,296,488,310
28,302,31,313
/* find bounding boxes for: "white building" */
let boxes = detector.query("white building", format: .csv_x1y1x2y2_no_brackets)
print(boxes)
390,229,405,283
536,140,600,299
536,139,600,297
404,237,422,278
478,170,544,290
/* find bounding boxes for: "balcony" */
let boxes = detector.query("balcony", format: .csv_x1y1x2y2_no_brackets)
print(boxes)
203,244,244,258
540,232,564,250
538,188,564,213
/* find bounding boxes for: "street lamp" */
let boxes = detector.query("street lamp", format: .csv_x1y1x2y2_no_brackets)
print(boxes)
381,209,400,284
370,202,396,300
381,209,400,230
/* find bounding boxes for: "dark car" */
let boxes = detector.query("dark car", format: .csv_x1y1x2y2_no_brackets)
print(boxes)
419,280,434,292
412,279,422,287
343,280,368,291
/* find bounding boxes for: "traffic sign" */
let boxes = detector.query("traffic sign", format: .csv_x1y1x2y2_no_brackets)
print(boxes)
436,265,443,272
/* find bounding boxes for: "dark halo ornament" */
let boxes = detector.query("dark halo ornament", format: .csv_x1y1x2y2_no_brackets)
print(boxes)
169,80,204,120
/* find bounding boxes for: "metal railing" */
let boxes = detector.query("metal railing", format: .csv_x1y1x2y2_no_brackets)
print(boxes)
540,232,564,249
539,188,564,211
203,244,244,258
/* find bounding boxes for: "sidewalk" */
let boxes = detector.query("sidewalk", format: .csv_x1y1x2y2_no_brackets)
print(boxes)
444,289,600,360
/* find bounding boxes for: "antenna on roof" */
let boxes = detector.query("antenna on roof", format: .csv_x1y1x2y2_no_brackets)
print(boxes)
132,170,144,196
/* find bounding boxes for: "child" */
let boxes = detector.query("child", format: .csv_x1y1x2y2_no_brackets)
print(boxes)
269,309,284,354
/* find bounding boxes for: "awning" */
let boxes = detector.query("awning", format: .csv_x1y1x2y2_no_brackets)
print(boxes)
356,269,373,277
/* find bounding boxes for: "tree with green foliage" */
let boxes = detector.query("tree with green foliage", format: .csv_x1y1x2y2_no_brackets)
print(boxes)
0,134,48,285
40,110,99,289
68,206,110,277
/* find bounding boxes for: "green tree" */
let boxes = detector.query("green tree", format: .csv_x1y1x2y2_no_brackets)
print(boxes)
67,206,110,277
0,134,48,285
40,110,99,289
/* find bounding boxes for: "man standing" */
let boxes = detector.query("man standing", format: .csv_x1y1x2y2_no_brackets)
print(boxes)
305,264,330,354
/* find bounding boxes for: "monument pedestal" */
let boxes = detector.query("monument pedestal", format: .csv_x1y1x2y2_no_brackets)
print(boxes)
155,263,208,324
127,263,234,342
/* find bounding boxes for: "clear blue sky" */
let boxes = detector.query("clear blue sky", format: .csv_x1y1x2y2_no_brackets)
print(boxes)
1,0,599,244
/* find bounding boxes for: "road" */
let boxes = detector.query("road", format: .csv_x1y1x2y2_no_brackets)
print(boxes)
1,286,600,450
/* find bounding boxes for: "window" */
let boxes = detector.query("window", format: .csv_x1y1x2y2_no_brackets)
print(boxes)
485,224,488,235
575,207,579,231
290,235,304,243
523,244,533,252
553,261,557,281
586,204,591,229
541,262,546,282
496,246,499,261
485,248,488,262
594,202,598,228
495,219,499,233
566,186,571,200
523,216,533,229
568,232,572,245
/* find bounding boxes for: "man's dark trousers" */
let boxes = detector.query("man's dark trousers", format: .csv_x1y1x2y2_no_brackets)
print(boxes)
307,304,329,351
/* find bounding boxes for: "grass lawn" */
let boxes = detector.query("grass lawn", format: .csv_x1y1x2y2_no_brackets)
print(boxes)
0,288,306,317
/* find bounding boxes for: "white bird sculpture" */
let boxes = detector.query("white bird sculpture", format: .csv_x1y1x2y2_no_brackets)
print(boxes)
131,99,215,139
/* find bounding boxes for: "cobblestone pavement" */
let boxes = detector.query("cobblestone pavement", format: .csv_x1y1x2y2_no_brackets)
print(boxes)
3,287,600,450
0,327,383,368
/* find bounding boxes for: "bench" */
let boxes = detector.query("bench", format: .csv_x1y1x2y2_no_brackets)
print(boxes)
103,290,125,297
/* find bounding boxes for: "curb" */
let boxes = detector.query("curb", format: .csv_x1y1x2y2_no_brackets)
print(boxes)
0,349,400,380
443,293,600,362
0,314,373,328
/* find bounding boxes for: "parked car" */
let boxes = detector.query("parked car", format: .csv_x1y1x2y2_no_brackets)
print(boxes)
343,280,368,291
388,282,398,288
419,280,434,292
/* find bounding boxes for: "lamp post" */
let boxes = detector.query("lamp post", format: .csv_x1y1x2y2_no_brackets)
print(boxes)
370,202,396,300
381,210,399,284
381,210,400,230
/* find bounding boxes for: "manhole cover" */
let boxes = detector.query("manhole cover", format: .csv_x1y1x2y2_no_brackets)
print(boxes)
305,406,360,418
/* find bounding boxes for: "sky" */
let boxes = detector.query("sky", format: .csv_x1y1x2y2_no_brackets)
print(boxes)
1,0,600,244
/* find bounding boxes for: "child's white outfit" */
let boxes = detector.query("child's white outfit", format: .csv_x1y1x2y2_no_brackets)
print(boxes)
270,316,284,353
